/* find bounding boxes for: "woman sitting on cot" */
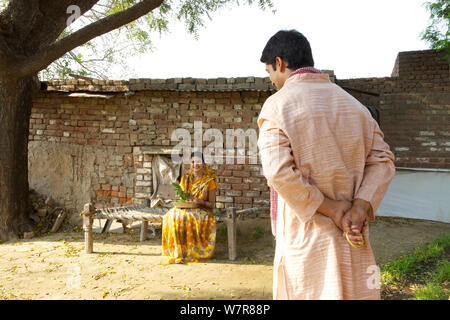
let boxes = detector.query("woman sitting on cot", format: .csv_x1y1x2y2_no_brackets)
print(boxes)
162,151,217,264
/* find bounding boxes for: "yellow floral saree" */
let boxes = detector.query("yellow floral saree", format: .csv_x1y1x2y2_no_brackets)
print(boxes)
162,165,217,264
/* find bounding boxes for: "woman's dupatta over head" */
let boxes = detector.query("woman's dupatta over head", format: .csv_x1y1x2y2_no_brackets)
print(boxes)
180,164,218,200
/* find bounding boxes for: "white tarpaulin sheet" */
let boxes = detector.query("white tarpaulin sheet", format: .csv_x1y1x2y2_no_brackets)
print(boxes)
377,168,450,223
150,155,182,208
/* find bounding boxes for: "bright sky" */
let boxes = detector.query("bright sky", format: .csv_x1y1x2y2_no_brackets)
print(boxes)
125,0,431,80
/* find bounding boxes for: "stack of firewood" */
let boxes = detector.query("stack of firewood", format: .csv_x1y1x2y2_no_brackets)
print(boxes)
26,189,68,238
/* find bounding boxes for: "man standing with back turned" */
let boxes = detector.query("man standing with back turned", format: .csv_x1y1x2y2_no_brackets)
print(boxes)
257,30,395,300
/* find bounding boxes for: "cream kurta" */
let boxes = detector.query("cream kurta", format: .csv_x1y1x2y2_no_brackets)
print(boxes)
257,73,395,300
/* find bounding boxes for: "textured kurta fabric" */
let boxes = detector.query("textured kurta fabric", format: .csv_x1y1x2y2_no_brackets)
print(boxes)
270,187,278,237
269,67,323,239
257,73,395,300
162,173,217,264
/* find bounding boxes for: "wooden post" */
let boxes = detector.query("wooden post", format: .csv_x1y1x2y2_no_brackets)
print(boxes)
82,203,95,254
140,220,148,242
140,199,150,241
226,207,237,261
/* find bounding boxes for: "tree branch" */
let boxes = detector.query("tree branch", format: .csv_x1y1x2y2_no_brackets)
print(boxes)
68,50,108,79
6,0,164,79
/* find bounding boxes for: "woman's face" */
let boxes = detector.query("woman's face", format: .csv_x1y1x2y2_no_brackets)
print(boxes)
190,156,204,175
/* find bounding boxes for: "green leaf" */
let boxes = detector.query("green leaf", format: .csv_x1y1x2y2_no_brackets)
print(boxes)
37,0,275,79
421,0,450,56
172,183,187,200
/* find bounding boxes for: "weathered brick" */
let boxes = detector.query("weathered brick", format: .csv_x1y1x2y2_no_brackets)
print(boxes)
232,184,249,191
225,190,242,197
234,197,252,204
101,184,112,191
224,177,242,184
216,196,233,203
232,170,250,178
243,191,261,198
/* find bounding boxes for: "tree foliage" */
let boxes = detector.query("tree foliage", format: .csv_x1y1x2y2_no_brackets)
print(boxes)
0,0,273,241
421,0,450,57
0,0,274,80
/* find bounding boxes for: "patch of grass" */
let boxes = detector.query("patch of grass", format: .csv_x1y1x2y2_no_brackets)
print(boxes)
434,234,450,250
412,283,448,300
245,226,266,245
242,256,259,265
251,226,265,240
381,233,450,300
382,234,449,282
218,225,242,238
414,242,445,264
383,254,418,282
218,224,227,238
432,260,450,283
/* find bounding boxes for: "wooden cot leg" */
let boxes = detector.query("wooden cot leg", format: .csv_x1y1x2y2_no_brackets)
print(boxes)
226,207,237,261
140,220,148,242
83,214,94,254
101,219,113,233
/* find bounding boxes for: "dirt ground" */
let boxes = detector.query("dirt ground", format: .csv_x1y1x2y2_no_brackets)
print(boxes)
0,216,449,300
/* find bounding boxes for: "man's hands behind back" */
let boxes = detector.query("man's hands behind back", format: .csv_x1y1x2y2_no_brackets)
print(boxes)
318,197,370,246
341,199,371,247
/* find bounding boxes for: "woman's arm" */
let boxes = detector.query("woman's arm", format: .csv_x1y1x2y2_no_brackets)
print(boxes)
194,189,216,209
203,189,216,209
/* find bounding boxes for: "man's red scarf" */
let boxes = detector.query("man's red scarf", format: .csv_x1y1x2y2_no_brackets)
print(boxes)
269,66,323,237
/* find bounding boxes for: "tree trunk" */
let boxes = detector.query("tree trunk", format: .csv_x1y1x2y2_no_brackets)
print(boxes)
0,0,165,242
0,77,37,241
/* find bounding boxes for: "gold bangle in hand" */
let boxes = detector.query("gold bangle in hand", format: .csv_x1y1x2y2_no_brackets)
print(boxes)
345,231,364,249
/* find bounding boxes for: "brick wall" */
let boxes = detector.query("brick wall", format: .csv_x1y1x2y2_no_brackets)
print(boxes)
30,84,273,210
336,49,449,169
29,50,449,212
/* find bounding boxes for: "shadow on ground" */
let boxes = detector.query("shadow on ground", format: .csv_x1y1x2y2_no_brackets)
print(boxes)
0,216,448,300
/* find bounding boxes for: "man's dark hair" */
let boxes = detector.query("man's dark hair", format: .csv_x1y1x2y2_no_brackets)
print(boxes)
260,30,314,71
